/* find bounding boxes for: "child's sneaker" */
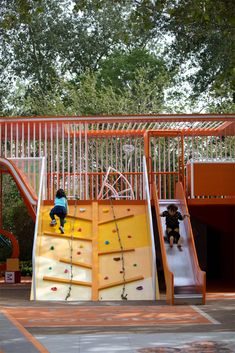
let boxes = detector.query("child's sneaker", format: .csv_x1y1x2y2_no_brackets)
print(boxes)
59,226,64,234
169,236,174,248
50,220,57,226
177,244,183,251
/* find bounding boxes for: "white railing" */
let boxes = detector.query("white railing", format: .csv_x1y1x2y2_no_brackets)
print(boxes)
31,157,46,300
143,156,158,299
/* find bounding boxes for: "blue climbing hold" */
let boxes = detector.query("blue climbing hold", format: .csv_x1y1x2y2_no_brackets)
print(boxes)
105,240,110,245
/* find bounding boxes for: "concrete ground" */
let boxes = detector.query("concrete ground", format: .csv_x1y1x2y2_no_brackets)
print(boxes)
0,280,235,353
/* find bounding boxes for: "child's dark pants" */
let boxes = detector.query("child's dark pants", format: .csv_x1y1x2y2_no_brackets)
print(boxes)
50,206,67,227
166,228,180,243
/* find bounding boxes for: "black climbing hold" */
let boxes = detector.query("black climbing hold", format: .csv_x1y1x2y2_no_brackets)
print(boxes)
113,257,121,261
136,286,143,290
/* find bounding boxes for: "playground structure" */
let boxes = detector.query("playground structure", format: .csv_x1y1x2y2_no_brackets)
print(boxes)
0,114,234,304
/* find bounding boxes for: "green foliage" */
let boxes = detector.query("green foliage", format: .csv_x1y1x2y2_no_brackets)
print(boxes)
2,174,34,261
20,260,32,276
9,63,171,116
0,0,234,115
162,0,235,98
0,235,12,261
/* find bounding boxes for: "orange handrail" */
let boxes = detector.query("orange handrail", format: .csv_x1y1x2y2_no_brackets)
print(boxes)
152,182,174,304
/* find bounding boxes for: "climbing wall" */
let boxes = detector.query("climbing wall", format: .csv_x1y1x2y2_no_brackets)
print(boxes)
31,201,157,301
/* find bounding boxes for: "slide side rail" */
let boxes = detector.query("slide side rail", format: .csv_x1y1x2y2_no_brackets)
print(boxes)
152,182,174,304
175,182,206,303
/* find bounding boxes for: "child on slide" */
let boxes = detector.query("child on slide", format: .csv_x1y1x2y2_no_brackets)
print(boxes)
160,204,190,251
49,189,68,234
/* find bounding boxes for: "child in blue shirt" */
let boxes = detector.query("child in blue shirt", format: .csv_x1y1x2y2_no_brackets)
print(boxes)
49,189,68,234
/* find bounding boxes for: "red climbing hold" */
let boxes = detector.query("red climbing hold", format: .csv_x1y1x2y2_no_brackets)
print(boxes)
78,228,82,232
51,287,57,291
104,276,109,280
64,269,69,273
77,251,81,255
127,235,132,238
127,208,131,211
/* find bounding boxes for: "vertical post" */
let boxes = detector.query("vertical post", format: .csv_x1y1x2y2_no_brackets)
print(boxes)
92,201,99,300
67,123,70,198
0,171,2,229
181,133,185,189
79,123,82,199
144,131,150,165
50,123,53,200
5,123,7,158
144,131,151,198
62,123,65,190
85,124,88,200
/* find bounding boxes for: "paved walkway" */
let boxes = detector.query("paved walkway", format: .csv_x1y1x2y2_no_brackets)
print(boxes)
0,281,235,353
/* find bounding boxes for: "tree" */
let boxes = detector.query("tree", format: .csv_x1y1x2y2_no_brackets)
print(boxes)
8,63,171,116
163,0,235,97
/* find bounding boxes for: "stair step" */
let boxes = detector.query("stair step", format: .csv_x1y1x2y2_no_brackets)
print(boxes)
174,285,199,294
175,293,202,299
174,293,203,305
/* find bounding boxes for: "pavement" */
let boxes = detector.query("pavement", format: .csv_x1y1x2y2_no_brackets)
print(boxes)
0,279,235,353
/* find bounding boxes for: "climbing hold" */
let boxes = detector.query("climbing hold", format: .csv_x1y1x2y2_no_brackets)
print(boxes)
136,286,143,290
113,257,121,261
51,287,57,291
127,208,131,211
78,228,82,232
104,276,109,280
64,269,69,273
120,270,123,274
112,229,117,233
77,251,81,255
105,240,110,245
133,263,137,267
102,208,109,213
49,267,52,270
79,244,84,248
127,235,132,238
50,246,54,251
79,208,86,213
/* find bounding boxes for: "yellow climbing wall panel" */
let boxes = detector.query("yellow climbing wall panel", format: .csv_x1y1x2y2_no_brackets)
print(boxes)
31,202,157,301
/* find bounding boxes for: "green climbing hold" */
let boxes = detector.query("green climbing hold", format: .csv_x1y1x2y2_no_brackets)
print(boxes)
49,267,52,270
50,246,54,250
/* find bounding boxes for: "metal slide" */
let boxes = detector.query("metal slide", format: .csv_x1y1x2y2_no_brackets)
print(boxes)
159,200,200,301
153,183,206,304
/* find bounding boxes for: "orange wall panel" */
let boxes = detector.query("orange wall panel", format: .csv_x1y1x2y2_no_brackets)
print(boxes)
192,163,235,196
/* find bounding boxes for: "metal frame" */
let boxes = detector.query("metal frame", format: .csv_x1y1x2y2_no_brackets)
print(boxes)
0,114,234,201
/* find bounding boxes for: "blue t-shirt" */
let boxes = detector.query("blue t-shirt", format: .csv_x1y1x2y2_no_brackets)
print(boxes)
54,197,68,212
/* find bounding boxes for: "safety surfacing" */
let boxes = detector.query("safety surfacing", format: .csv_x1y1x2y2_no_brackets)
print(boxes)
3,305,213,327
